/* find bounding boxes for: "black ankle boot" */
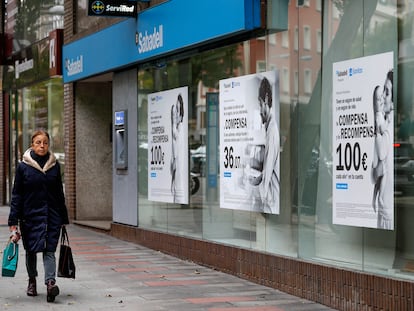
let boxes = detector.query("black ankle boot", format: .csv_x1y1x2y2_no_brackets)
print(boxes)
27,277,37,296
46,280,59,302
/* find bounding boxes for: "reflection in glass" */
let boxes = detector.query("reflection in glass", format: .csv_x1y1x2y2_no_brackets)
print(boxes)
5,0,64,55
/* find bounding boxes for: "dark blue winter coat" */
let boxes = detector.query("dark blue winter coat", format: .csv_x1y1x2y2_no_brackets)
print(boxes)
8,149,69,253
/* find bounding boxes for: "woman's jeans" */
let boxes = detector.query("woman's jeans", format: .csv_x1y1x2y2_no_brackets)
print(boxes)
26,251,56,284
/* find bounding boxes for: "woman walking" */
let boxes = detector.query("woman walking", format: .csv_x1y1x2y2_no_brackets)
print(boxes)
8,129,69,302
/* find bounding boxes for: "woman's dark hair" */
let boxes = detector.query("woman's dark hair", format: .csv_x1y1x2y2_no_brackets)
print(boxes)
177,94,184,121
258,77,272,108
373,85,381,113
373,85,381,129
386,69,393,103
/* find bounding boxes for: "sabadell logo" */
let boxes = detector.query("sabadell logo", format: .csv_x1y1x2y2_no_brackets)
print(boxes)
138,25,164,54
65,56,83,77
91,1,105,14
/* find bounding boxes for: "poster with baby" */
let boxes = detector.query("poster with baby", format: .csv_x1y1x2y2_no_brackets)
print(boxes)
147,86,189,204
332,52,394,230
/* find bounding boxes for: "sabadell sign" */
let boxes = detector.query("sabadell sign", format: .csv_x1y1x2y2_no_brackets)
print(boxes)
63,0,262,83
137,25,164,54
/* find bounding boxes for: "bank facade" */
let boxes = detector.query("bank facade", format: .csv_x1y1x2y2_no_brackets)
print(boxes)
63,0,414,309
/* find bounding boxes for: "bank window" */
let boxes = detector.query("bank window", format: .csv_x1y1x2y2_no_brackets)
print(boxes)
303,26,311,50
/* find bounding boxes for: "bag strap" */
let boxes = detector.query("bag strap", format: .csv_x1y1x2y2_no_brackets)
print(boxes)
7,241,18,261
60,226,70,246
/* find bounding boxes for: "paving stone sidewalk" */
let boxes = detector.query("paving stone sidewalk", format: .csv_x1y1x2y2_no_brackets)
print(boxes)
0,206,337,310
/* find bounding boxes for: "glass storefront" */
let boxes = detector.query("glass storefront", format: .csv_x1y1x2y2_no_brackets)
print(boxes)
8,78,65,202
137,0,414,281
137,40,298,252
3,0,65,203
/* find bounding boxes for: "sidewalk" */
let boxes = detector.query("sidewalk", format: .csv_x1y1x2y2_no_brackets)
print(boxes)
0,206,336,311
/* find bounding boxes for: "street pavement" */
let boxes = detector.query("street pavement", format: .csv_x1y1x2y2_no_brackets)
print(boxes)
0,205,337,311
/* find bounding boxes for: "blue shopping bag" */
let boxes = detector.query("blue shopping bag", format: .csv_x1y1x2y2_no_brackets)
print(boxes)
2,240,18,277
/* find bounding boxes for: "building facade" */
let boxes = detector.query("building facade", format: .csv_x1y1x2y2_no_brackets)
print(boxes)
29,0,414,309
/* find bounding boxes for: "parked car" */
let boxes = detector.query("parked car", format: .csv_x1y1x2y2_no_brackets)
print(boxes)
190,145,206,176
394,141,414,196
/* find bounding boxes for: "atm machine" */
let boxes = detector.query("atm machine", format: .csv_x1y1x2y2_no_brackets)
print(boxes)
114,110,128,170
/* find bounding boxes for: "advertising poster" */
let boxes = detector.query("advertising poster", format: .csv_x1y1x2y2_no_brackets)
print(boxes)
219,71,280,214
148,86,189,204
332,52,394,230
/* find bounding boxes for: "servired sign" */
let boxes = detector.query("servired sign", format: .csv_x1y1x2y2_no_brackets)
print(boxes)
88,0,137,17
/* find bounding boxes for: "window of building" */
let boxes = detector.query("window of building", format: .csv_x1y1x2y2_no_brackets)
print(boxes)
282,31,289,48
303,69,312,94
294,27,299,51
294,71,299,96
269,33,277,45
303,26,311,50
282,67,290,94
316,0,322,11
257,61,266,73
297,0,310,7
316,30,322,53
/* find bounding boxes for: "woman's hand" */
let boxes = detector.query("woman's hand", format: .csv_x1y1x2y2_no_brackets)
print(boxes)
9,226,21,243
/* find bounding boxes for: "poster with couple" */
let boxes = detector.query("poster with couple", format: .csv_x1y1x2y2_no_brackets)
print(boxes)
219,70,280,215
332,51,394,230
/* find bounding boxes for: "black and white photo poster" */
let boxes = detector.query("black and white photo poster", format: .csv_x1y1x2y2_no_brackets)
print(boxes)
332,52,394,230
219,71,280,214
148,87,189,204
